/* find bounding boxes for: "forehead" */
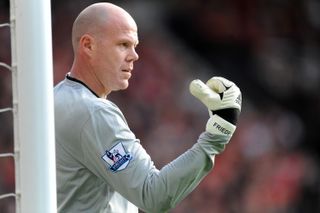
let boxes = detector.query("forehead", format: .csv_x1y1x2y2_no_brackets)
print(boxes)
117,28,139,44
105,15,138,42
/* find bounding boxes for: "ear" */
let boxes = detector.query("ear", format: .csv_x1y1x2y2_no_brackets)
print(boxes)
79,34,95,56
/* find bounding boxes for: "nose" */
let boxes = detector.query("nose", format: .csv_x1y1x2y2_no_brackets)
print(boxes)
127,48,139,62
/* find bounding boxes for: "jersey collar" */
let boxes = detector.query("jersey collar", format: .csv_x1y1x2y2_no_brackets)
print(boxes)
66,73,100,98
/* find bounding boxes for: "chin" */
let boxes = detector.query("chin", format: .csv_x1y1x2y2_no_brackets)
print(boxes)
119,81,129,90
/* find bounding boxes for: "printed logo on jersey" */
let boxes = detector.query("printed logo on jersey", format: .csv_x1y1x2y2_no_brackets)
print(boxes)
101,142,132,172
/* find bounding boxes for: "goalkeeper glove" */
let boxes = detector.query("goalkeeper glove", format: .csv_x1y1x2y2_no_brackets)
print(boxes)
190,76,242,137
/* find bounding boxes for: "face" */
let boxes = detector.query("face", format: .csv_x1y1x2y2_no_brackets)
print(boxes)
91,16,139,94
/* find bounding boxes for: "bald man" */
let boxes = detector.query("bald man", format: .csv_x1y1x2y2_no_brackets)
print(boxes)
54,2,241,213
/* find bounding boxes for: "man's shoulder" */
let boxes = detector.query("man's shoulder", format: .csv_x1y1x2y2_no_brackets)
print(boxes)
54,78,124,121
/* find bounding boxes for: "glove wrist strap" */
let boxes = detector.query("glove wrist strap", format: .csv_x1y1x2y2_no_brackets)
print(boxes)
206,114,236,137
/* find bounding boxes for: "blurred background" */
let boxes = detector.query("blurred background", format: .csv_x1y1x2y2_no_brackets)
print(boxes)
1,0,320,212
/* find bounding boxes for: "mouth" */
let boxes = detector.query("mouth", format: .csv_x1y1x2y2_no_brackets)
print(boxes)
122,69,132,78
122,69,132,73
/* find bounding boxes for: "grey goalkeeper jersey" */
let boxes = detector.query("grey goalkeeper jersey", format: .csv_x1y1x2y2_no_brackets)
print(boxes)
54,76,231,213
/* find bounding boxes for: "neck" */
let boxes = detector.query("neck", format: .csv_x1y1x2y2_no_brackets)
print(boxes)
69,59,109,99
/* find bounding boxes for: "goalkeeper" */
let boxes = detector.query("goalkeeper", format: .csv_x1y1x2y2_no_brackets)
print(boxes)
54,2,242,213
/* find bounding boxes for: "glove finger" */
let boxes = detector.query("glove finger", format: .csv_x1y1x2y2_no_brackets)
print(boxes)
206,76,234,93
207,77,242,111
189,79,221,110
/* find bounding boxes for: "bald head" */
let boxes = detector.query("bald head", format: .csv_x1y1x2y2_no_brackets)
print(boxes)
71,3,136,52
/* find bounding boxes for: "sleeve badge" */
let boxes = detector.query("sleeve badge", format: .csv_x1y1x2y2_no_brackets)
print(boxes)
101,142,132,172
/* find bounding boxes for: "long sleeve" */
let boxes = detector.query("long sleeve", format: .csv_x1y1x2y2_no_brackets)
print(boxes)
55,79,233,213
78,103,230,213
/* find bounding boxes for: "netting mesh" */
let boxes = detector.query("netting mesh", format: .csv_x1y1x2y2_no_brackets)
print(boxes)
0,15,16,213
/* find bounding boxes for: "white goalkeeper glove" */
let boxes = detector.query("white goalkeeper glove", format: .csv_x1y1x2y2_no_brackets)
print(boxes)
190,76,242,137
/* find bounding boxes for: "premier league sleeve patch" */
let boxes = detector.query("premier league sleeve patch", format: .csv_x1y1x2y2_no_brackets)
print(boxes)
101,142,132,172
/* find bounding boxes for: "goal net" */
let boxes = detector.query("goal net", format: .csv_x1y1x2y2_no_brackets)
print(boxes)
0,0,57,212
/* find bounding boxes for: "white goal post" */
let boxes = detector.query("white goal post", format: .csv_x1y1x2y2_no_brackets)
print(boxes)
10,0,57,212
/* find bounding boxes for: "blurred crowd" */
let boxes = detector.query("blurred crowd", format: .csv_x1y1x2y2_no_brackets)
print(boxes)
1,0,320,212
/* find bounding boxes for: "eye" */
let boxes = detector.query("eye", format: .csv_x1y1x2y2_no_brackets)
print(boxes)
121,42,129,48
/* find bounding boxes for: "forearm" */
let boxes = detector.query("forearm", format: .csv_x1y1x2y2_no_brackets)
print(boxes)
138,144,211,212
137,132,230,213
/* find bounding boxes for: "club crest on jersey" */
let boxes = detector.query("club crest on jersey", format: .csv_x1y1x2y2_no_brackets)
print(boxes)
101,142,132,172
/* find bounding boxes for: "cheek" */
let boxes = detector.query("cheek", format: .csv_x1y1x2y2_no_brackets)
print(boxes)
103,49,122,67
94,47,125,82
96,53,117,74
